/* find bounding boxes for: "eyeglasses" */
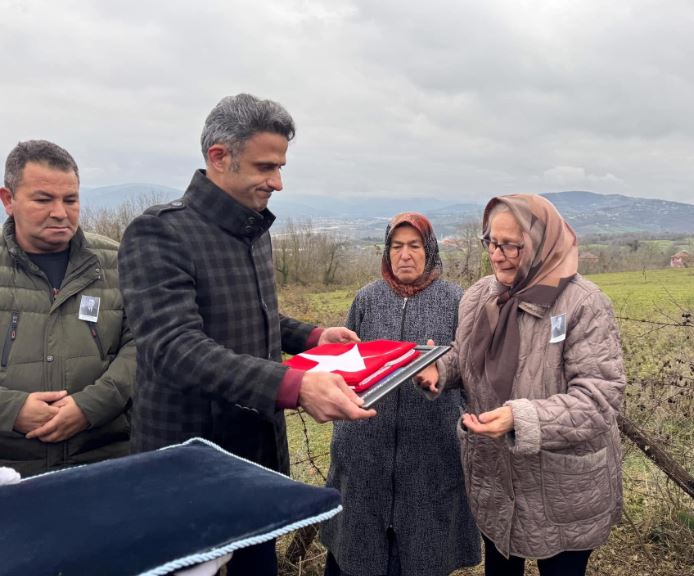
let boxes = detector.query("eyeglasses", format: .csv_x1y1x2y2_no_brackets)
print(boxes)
480,237,524,258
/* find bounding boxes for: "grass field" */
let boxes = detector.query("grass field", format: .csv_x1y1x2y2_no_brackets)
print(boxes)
282,268,694,320
587,267,694,317
279,268,694,576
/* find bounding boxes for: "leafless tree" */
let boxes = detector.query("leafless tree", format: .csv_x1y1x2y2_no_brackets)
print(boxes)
80,192,164,241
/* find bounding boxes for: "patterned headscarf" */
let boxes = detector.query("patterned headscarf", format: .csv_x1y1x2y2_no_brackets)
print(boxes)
381,212,442,298
470,194,578,404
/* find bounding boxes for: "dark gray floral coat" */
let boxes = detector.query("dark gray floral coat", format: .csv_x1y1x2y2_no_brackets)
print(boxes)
321,279,480,576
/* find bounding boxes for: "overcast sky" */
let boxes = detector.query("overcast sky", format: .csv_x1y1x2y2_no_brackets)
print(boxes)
2,0,693,203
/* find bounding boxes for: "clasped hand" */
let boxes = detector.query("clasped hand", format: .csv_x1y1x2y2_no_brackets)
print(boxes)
14,391,89,442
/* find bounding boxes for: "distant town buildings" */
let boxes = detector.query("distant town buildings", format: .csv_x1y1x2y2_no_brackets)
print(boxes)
670,250,690,268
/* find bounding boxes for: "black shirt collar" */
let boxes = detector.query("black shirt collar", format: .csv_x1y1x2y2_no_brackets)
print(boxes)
183,170,276,239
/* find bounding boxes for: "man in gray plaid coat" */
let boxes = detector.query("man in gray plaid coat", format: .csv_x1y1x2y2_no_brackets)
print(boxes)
118,94,375,575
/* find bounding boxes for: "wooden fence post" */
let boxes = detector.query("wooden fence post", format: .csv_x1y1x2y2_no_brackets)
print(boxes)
619,415,694,500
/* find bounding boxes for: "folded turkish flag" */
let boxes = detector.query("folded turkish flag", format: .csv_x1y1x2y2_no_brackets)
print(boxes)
284,340,420,392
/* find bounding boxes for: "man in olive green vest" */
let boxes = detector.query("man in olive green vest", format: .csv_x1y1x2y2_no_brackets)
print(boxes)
0,140,135,477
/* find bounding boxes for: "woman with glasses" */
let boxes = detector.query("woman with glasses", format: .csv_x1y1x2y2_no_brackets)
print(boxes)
417,194,625,576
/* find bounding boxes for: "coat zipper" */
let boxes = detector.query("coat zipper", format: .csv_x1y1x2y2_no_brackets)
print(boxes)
87,321,106,361
399,297,408,338
388,297,409,536
1,311,20,368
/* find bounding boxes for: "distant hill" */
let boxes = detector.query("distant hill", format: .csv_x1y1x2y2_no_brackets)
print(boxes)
80,183,181,210
78,184,694,237
79,184,462,218
542,191,694,235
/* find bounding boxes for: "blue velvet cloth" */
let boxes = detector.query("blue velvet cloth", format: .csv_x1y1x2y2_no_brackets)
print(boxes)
0,438,342,576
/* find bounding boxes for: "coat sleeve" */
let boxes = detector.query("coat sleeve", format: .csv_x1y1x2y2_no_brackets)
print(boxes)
71,314,136,428
0,388,29,432
505,289,626,455
279,314,316,356
417,282,465,401
437,283,480,392
118,214,291,419
345,291,364,335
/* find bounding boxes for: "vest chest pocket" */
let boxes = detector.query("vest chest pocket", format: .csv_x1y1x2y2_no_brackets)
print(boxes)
1,311,20,367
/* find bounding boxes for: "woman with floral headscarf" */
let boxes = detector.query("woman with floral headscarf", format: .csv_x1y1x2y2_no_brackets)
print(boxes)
417,195,625,576
321,213,480,576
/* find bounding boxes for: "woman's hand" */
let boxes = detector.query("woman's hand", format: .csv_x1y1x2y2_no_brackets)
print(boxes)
415,339,439,393
415,364,440,393
462,406,514,439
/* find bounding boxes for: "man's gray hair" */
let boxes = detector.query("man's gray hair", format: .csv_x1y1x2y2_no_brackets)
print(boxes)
200,93,295,162
4,140,79,192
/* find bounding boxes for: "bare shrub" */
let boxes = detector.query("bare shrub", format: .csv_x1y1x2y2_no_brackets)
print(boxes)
80,192,164,241
441,218,491,288
273,219,380,288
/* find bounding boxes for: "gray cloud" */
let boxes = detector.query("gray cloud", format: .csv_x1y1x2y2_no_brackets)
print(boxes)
1,0,693,202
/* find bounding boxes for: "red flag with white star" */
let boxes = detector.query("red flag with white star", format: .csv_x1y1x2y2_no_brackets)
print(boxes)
283,340,420,392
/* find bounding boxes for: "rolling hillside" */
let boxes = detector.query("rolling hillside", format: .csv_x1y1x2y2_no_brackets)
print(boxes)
78,185,694,236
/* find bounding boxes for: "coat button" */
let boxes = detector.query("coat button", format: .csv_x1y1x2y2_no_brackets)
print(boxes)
46,355,54,362
245,226,254,234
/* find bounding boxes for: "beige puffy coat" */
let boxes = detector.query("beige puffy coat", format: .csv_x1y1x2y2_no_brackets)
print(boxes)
439,274,625,559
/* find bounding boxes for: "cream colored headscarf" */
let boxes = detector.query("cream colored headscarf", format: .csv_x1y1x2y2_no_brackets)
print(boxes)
470,194,578,403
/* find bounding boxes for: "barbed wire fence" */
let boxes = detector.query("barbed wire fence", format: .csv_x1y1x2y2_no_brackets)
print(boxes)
280,409,329,573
